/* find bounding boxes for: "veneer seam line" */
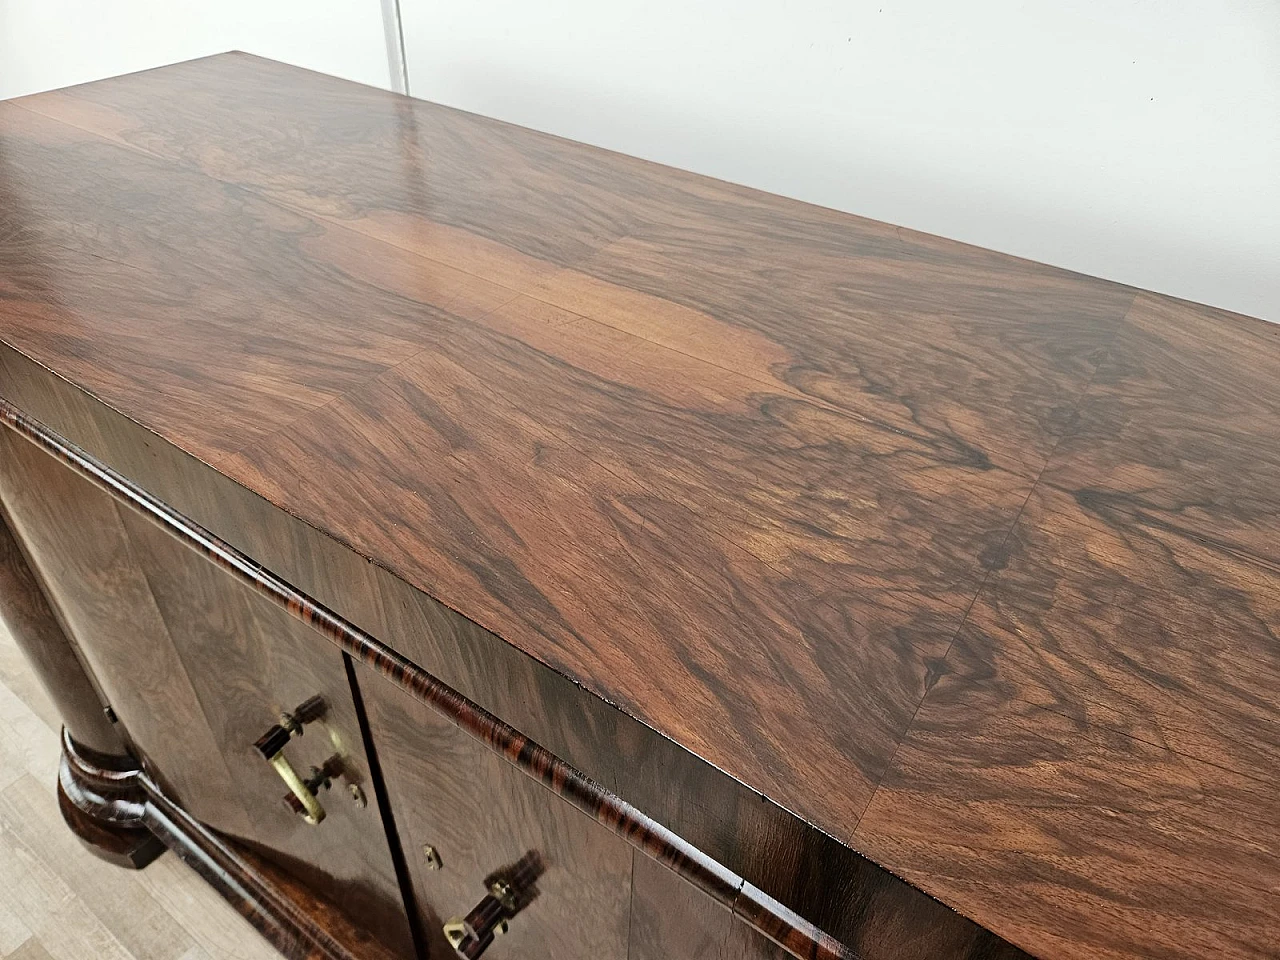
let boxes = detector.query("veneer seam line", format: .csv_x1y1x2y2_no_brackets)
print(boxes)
853,292,1135,831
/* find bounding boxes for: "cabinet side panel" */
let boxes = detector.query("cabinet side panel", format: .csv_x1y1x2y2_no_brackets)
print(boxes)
0,499,124,755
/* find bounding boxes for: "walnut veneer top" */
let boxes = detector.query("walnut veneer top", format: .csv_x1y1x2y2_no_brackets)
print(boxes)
1,53,1277,960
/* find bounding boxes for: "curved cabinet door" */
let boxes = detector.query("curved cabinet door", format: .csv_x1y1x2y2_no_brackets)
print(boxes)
0,430,414,957
356,667,633,959
117,511,415,957
0,428,245,828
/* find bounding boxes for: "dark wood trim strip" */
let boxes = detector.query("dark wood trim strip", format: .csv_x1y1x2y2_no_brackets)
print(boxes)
0,397,856,960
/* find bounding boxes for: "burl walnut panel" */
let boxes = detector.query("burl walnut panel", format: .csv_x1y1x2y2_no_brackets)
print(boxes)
116,513,415,958
0,427,249,832
1,51,1115,850
0,52,1276,960
356,666,634,959
855,297,1280,958
0,396,873,959
0,337,1031,959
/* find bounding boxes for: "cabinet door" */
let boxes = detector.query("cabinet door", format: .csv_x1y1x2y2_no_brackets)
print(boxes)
0,431,414,957
117,511,415,957
356,667,633,959
629,853,733,960
0,429,245,830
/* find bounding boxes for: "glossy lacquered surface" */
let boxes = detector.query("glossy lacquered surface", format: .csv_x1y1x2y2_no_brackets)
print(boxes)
0,425,414,957
57,729,404,960
0,397,874,960
0,506,124,758
1,53,1278,959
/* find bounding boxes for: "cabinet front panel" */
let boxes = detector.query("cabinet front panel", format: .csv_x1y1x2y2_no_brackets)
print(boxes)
357,666,633,960
630,850,802,960
116,511,415,958
0,428,249,833
0,428,415,957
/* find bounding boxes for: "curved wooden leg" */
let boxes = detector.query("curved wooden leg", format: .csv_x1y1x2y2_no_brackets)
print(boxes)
57,729,165,869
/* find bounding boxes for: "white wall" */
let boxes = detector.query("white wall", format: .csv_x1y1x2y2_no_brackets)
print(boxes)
0,0,392,99
401,0,1280,321
3,2,1274,319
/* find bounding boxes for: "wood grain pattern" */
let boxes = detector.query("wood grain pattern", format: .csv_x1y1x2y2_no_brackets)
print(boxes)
0,428,250,835
57,730,405,960
4,64,1047,844
357,667,634,959
16,53,1133,478
0,505,123,758
0,99,439,465
114,512,415,958
1,52,1275,960
956,484,1280,779
0,335,1033,957
0,56,1137,865
0,417,414,955
1043,292,1280,571
854,292,1280,958
855,674,1280,960
6,66,996,868
0,398,863,960
628,854,733,960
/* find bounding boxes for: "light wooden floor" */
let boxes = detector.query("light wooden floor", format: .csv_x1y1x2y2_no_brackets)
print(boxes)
0,622,280,960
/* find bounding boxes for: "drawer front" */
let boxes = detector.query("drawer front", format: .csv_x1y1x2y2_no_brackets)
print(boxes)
0,430,414,957
356,666,634,959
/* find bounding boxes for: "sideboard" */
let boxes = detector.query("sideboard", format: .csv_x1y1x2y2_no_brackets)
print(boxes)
0,52,1275,960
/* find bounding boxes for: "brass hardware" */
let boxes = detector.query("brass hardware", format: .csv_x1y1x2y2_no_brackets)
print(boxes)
442,886,508,956
254,696,333,825
423,845,443,870
348,783,367,808
267,752,326,824
281,695,326,733
442,919,467,949
488,878,517,912
442,854,542,957
443,913,507,948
